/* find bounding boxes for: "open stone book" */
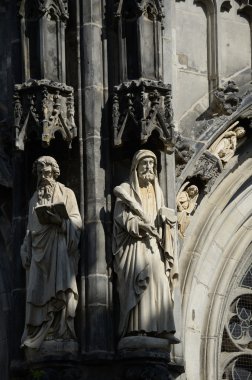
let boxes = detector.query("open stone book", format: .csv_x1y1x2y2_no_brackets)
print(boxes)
34,202,69,225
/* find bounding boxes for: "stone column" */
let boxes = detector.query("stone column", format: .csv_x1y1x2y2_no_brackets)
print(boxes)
79,0,113,356
162,2,184,377
11,152,27,360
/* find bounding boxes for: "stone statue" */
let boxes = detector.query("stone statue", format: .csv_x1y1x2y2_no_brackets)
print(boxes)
113,150,179,343
20,156,82,350
209,125,245,164
177,183,199,238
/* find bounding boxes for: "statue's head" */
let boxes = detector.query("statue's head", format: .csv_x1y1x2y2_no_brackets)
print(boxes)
33,156,60,187
131,150,157,186
137,156,155,184
234,126,245,139
186,185,198,198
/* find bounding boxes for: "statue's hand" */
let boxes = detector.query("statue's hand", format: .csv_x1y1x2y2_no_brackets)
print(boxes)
20,247,31,269
139,221,161,240
46,210,62,226
159,207,177,224
21,253,31,269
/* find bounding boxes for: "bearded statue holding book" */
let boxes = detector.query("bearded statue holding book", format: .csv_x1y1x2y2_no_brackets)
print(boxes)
20,156,82,350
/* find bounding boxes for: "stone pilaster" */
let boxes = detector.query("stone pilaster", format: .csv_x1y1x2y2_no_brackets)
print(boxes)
79,0,113,356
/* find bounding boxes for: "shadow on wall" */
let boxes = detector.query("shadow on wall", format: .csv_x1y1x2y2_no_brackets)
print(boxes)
0,186,12,380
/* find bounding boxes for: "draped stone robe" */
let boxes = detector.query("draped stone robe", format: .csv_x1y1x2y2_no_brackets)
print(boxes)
21,182,82,349
113,178,178,338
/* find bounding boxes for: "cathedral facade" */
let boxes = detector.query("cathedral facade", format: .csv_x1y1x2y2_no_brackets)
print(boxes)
0,1,251,379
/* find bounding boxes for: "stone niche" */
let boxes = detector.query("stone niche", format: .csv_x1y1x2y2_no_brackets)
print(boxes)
114,0,164,82
19,0,69,82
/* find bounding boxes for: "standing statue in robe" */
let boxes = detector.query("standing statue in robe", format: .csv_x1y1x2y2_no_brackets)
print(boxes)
177,183,199,238
113,150,179,342
21,156,82,349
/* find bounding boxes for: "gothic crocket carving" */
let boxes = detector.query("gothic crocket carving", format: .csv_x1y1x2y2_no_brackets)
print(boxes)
13,80,77,150
113,80,175,152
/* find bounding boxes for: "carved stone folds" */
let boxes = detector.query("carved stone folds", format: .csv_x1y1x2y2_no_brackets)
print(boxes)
13,79,77,150
113,80,174,152
208,122,246,166
176,182,199,238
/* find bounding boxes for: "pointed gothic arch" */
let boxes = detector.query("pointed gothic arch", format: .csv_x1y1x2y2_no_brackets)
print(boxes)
177,101,252,378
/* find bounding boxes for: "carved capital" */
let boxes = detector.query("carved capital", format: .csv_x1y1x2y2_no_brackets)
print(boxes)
19,0,69,22
112,80,175,152
13,79,77,150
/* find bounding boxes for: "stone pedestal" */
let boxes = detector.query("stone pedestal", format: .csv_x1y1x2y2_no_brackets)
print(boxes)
11,345,183,380
118,336,171,359
117,336,173,380
23,340,79,363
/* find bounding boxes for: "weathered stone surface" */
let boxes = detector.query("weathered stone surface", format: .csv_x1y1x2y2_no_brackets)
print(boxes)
21,156,82,351
14,80,77,150
177,183,199,238
1,0,252,379
113,150,178,344
112,80,174,152
19,0,68,82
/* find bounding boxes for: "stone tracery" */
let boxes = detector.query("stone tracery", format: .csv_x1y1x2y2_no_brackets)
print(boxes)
221,264,252,379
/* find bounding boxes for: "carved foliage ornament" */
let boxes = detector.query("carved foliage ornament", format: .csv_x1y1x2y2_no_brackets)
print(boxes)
19,0,69,21
13,80,77,150
113,80,175,152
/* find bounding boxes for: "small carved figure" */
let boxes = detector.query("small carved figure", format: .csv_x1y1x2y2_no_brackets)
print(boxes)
212,80,241,115
177,183,199,238
210,125,245,164
21,156,82,349
113,150,179,342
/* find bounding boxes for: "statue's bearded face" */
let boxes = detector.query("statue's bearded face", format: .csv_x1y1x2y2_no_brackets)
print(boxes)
37,164,55,188
137,157,155,184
